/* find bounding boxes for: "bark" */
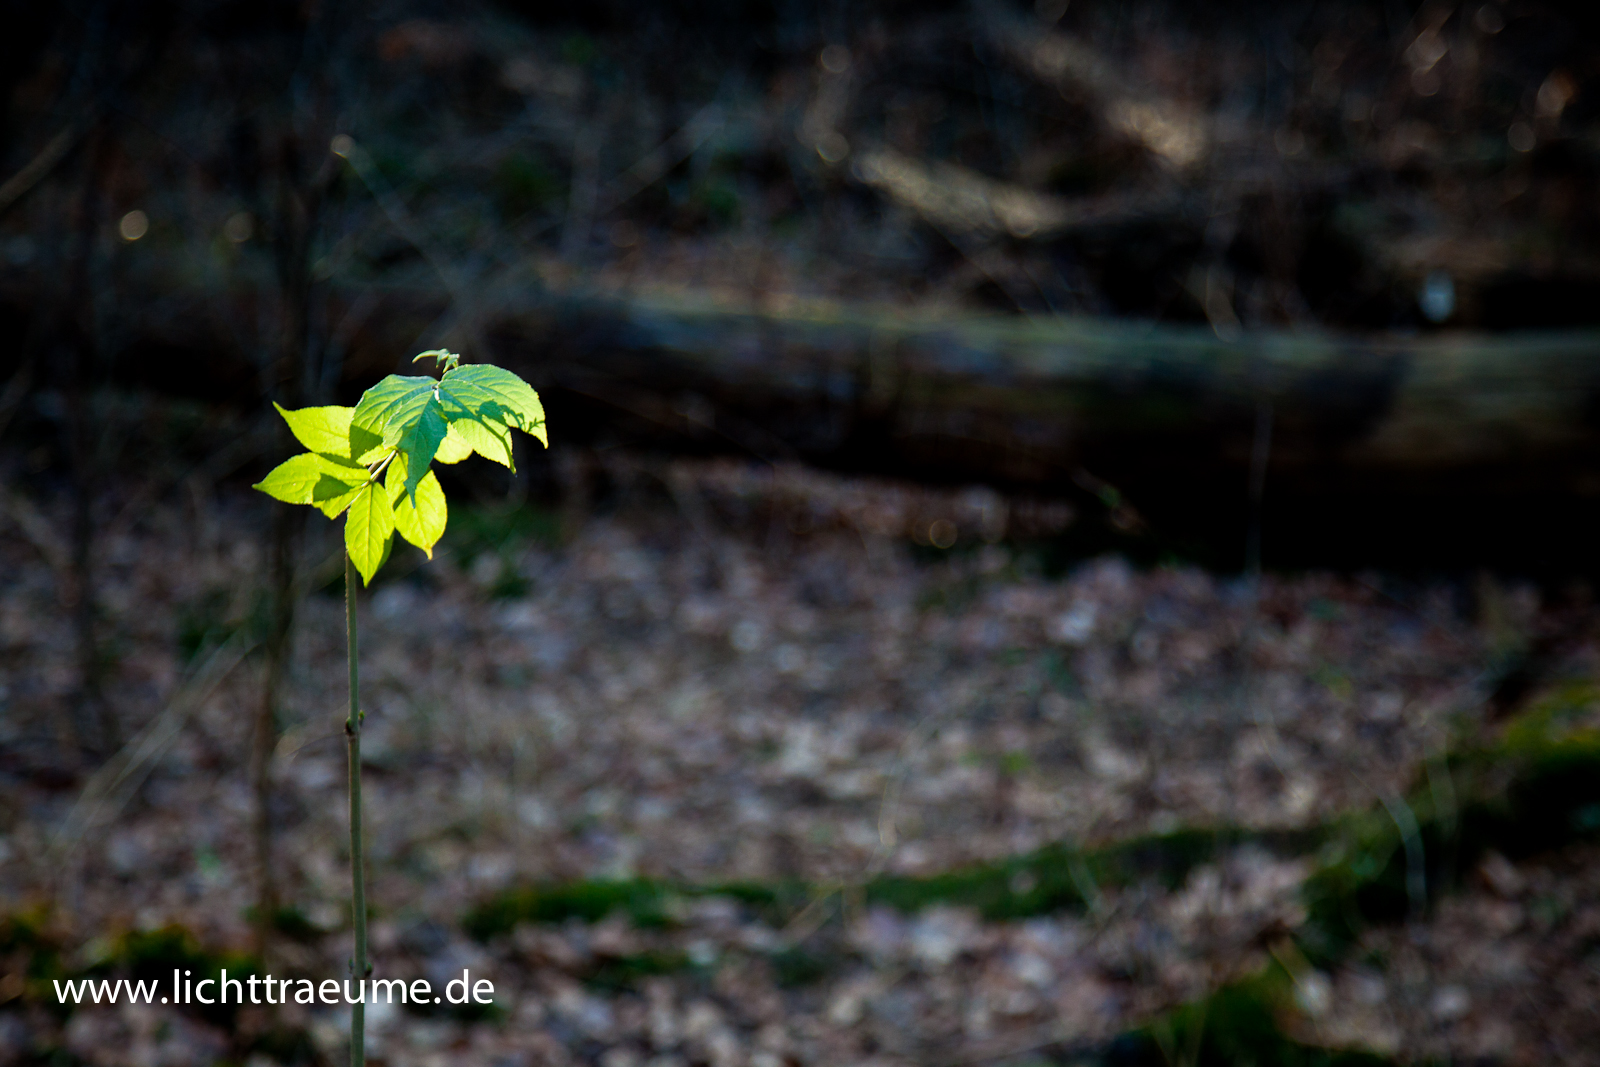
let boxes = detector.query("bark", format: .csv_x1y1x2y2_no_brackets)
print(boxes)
251,120,329,961
487,291,1600,568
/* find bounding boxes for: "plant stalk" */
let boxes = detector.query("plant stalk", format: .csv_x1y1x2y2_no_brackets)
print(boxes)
344,551,368,1067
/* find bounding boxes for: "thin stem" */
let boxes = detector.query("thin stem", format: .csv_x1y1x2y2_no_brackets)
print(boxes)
344,551,368,1067
364,448,397,485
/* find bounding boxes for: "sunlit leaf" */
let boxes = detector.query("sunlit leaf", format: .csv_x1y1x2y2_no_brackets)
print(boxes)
442,414,513,469
313,472,369,518
257,356,547,585
385,455,448,557
344,483,394,585
350,375,435,443
351,425,387,465
274,403,363,460
439,363,548,448
254,453,362,505
433,423,474,464
351,375,448,501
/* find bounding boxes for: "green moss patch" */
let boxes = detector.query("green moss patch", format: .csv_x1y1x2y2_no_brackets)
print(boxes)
1112,966,1400,1067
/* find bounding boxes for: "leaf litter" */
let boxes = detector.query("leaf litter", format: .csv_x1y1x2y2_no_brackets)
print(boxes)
2,452,1599,1064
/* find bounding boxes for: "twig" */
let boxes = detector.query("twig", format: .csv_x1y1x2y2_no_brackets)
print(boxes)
1377,791,1428,923
103,420,270,545
599,102,725,213
0,124,81,217
0,359,37,441
333,136,494,361
0,489,70,576
49,633,254,868
562,124,601,260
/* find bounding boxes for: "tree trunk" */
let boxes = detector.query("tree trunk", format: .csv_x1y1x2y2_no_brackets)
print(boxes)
61,122,115,759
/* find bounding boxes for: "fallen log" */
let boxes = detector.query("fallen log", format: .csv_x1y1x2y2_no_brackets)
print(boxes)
488,291,1600,569
491,290,1598,479
11,279,1600,569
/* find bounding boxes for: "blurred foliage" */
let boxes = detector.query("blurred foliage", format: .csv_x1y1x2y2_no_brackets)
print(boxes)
0,911,259,1034
174,587,268,663
445,503,562,568
1117,965,1399,1067
1302,683,1600,962
493,153,562,219
461,876,809,939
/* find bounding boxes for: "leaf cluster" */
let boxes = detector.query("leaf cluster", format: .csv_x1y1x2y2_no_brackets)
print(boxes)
254,353,546,584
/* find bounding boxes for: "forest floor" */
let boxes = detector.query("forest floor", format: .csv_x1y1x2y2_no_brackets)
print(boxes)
3,449,1600,1066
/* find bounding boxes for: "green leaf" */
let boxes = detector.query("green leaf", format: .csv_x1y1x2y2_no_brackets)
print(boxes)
442,415,513,469
376,526,395,573
344,483,395,585
351,375,435,443
433,423,474,464
439,364,548,449
351,425,387,465
254,453,364,505
351,375,448,501
265,360,542,573
313,474,368,518
274,403,362,460
430,363,547,472
414,349,462,373
386,456,448,557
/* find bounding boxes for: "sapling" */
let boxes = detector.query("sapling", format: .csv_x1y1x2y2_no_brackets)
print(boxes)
253,350,546,1066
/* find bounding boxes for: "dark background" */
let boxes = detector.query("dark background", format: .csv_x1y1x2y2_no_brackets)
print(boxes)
6,4,1600,1066
4,0,1600,571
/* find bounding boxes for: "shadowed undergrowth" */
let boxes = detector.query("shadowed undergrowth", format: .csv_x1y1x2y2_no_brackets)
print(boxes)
1107,965,1405,1067
463,689,1600,945
8,689,1598,1065
458,688,1600,1064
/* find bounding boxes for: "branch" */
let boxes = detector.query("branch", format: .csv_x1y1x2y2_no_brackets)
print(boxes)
0,124,82,218
48,633,254,867
852,146,1186,241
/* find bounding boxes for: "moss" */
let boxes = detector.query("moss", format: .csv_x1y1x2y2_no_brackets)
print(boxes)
267,905,325,944
1113,967,1400,1067
111,926,259,1029
462,877,814,941
462,878,681,938
464,692,1600,971
0,913,262,1039
586,950,693,992
866,847,1090,919
865,828,1319,922
454,686,1600,1060
1300,692,1600,962
766,945,837,988
246,1024,319,1066
463,828,1325,945
446,503,562,565
402,993,509,1024
493,153,561,219
0,908,69,1019
1462,731,1600,857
